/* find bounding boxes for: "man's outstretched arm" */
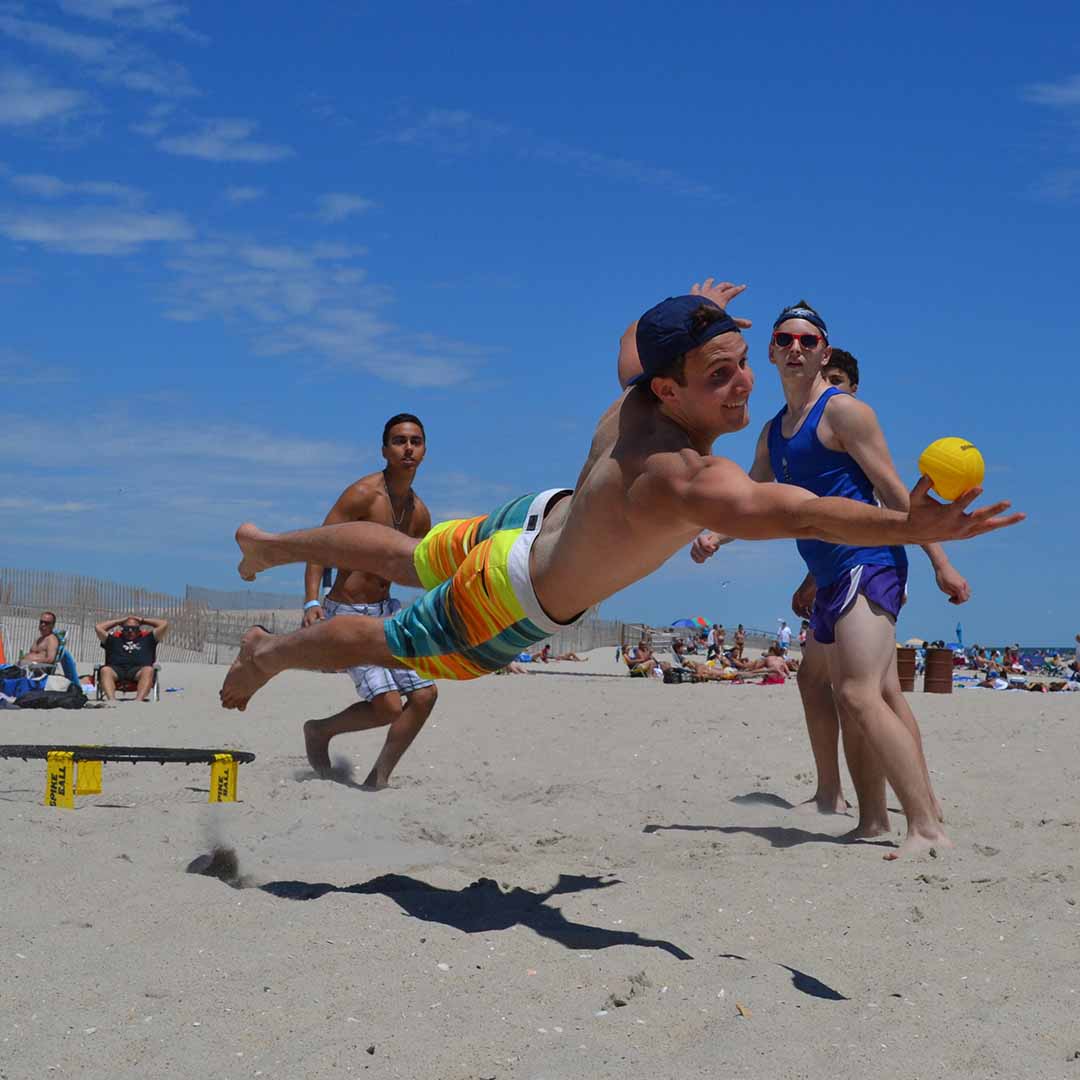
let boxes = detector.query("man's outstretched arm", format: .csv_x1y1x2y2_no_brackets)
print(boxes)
827,395,971,603
691,423,775,562
680,458,1024,548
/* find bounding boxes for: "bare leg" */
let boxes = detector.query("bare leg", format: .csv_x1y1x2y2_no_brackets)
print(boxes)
362,685,437,789
794,634,849,815
884,676,944,822
830,595,951,859
221,617,400,711
838,707,891,839
135,666,155,702
98,665,117,701
303,685,438,787
304,701,381,777
235,521,422,586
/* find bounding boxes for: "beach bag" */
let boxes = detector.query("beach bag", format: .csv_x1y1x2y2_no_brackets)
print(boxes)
15,684,87,710
44,674,70,692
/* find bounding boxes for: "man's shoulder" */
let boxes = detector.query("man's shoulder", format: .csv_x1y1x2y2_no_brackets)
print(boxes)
337,474,384,517
822,390,876,429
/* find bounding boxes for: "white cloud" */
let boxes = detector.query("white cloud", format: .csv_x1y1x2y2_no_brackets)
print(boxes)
157,118,292,162
389,106,722,198
58,0,200,39
0,207,191,254
8,171,142,203
1031,168,1080,202
161,234,483,387
316,192,375,223
1023,74,1080,107
225,185,264,203
0,67,85,127
391,108,510,154
0,12,195,96
0,497,93,513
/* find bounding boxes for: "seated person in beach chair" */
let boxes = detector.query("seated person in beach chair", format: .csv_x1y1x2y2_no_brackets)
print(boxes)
622,641,666,678
18,611,60,674
95,614,168,702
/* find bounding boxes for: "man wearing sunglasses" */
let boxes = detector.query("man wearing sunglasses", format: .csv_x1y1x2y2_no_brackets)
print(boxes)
95,614,169,702
692,300,963,859
20,612,60,669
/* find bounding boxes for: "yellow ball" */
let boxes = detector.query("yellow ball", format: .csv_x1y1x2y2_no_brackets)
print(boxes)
918,437,985,501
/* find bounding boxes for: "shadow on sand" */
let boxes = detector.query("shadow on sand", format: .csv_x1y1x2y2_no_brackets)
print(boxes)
258,872,694,960
643,822,896,851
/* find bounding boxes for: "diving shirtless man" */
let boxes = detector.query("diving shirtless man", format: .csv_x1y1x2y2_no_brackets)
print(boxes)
221,287,1024,858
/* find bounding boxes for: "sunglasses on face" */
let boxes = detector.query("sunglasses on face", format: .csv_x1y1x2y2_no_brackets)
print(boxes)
39,619,54,626
772,331,825,350
122,625,140,633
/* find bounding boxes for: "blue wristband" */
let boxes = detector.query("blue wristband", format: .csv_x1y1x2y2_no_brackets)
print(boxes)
303,600,322,610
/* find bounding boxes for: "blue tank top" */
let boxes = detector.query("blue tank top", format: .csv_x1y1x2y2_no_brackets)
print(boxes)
767,387,907,587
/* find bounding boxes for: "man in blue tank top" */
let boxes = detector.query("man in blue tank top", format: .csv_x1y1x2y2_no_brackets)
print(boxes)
695,300,958,859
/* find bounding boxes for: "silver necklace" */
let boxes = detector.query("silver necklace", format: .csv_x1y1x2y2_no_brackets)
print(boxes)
382,470,412,531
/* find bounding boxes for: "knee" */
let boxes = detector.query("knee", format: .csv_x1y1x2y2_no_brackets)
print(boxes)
411,685,438,715
372,694,404,722
832,682,878,720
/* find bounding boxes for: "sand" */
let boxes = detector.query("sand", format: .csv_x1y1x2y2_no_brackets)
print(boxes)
2,650,1078,1079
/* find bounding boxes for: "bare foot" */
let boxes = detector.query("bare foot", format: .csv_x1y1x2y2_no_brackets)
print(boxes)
361,769,390,791
795,793,851,816
841,819,893,842
220,626,273,711
236,522,276,582
303,719,333,776
884,828,953,861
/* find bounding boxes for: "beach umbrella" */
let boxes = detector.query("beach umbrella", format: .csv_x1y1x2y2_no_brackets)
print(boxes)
694,616,709,628
956,622,963,647
904,637,925,647
670,619,697,629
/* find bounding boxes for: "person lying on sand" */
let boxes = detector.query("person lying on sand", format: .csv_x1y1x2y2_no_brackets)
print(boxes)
222,284,1024,859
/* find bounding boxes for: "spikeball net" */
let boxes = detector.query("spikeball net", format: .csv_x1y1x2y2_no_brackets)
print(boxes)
0,745,255,809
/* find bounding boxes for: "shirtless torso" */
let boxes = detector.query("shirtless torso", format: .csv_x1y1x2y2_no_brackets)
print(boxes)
310,471,431,608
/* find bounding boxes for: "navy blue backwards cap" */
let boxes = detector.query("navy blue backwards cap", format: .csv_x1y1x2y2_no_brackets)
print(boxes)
772,304,828,341
631,295,741,387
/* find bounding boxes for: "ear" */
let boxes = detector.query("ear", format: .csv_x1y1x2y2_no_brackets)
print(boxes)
819,345,832,368
649,375,679,402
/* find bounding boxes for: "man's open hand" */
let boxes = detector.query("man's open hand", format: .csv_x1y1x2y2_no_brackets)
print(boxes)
690,279,752,329
906,475,1025,543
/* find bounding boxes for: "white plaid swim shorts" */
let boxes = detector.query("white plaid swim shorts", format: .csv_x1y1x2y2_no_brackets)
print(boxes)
322,597,435,702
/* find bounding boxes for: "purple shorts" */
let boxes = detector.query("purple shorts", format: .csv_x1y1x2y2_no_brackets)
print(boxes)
810,564,907,646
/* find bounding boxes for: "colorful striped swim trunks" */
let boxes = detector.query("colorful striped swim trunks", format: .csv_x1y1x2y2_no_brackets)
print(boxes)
383,489,580,681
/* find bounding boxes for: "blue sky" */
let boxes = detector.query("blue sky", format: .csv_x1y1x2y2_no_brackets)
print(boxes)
2,0,1078,644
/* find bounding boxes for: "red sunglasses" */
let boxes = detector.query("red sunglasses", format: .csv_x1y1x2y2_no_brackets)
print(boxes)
772,331,825,349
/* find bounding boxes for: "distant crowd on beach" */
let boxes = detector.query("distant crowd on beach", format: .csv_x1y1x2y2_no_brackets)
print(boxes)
959,634,1080,692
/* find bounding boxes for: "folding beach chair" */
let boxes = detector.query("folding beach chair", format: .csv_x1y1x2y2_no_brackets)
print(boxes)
94,662,161,702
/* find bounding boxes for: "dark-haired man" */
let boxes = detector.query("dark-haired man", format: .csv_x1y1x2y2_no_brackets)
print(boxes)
823,348,859,394
224,286,1023,856
300,414,438,789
